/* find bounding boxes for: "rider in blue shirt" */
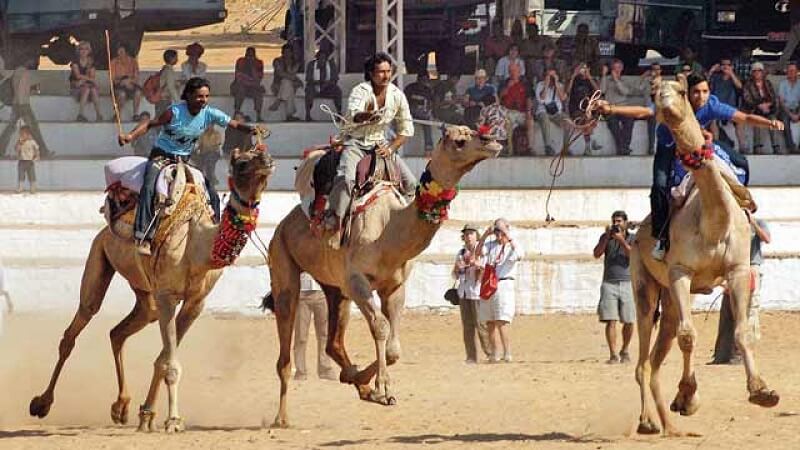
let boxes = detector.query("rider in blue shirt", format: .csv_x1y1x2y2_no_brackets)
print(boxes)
597,73,783,259
119,77,260,255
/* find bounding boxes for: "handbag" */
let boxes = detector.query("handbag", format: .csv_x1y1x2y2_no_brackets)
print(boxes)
544,84,559,115
479,264,498,300
444,280,460,306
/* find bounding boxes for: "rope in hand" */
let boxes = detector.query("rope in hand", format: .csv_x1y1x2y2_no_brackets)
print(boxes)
104,30,123,135
543,90,604,224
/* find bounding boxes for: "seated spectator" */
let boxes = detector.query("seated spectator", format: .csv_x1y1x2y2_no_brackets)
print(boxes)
708,58,746,153
742,62,780,154
131,112,157,157
157,49,181,116
304,41,342,121
191,125,223,188
499,63,533,155
638,63,662,155
270,44,303,121
601,59,635,155
232,47,266,122
0,59,51,158
464,69,497,127
495,44,525,87
223,111,252,157
433,74,464,125
531,45,567,87
478,96,509,148
779,62,800,154
482,20,513,81
678,63,694,78
110,44,142,121
680,47,705,77
572,23,599,75
519,21,553,78
567,62,602,155
181,42,207,82
404,71,435,155
69,41,103,122
534,68,569,156
15,125,39,193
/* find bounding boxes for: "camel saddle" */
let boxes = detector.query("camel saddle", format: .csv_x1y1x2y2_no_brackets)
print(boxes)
101,156,212,241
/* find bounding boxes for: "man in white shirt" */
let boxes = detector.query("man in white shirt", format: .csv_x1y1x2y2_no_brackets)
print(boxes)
534,68,570,156
494,44,526,86
453,224,491,363
327,52,416,231
779,62,800,153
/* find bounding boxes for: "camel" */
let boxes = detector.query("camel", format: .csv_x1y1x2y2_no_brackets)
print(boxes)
631,76,779,436
268,126,502,427
29,145,275,433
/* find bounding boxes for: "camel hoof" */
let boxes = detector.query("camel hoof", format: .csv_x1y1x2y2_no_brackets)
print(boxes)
164,417,185,433
137,407,156,432
386,395,397,406
670,390,700,416
29,395,53,418
110,398,130,425
636,419,660,435
749,389,780,408
271,417,290,429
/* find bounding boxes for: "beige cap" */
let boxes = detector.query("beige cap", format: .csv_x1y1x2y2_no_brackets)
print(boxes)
751,62,765,71
475,69,488,78
493,218,511,238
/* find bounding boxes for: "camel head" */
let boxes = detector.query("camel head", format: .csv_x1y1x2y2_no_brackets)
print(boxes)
428,125,502,188
229,144,275,203
654,74,706,154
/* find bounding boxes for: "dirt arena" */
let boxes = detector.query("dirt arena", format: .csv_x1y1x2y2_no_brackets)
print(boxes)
0,310,798,449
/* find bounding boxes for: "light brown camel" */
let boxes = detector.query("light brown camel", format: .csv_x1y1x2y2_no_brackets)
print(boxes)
29,146,274,433
268,126,501,427
630,77,779,436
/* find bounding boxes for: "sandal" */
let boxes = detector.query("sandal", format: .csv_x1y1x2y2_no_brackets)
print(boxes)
76,114,88,122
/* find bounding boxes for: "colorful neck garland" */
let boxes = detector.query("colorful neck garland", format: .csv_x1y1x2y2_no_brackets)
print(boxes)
677,134,714,170
210,179,260,268
415,166,458,224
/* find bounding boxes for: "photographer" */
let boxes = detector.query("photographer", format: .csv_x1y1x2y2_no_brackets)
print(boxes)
534,68,569,156
451,224,491,364
708,58,745,153
592,210,635,364
567,62,602,155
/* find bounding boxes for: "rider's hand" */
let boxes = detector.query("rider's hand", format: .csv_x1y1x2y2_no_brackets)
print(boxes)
376,145,393,158
770,119,785,131
353,111,377,123
596,100,612,115
118,134,133,146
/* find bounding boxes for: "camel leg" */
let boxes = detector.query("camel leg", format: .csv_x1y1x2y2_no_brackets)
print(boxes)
727,266,779,407
110,289,158,425
320,284,359,382
347,272,393,406
30,236,115,419
648,293,682,436
271,258,301,428
632,262,661,435
667,267,701,428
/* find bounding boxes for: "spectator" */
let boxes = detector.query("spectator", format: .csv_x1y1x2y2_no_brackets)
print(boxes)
567,62,602,155
509,18,524,47
534,68,570,156
592,210,635,364
181,42,207,82
680,47,705,76
531,45,567,87
452,224,492,364
495,44,526,86
742,62,781,154
232,47,266,122
499,63,533,155
131,111,157,157
433,75,465,126
157,49,181,116
304,41,342,122
69,41,103,122
601,59,635,155
711,208,770,364
482,20,513,81
477,218,523,363
293,273,337,380
478,95,510,146
779,61,800,154
15,125,39,193
222,111,252,157
732,45,753,83
709,58,747,153
270,44,303,121
572,23,599,74
191,125,222,188
638,63,662,155
405,71,436,155
464,69,497,127
519,21,552,76
0,60,51,158
777,0,800,71
110,44,142,121
678,63,694,78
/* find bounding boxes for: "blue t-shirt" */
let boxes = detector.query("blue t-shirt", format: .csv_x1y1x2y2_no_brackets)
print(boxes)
467,84,497,104
155,103,231,156
655,94,737,149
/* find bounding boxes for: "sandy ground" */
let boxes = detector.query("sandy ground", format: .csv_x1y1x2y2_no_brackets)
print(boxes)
0,309,798,449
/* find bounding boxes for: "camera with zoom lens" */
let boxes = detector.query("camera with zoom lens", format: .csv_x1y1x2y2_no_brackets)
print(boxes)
611,225,621,234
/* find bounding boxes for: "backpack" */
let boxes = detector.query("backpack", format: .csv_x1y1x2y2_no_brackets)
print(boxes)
142,72,162,104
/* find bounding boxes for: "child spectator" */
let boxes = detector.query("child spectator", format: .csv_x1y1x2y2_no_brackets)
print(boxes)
16,125,39,193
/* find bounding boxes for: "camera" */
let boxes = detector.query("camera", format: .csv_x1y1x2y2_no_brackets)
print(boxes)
611,225,621,234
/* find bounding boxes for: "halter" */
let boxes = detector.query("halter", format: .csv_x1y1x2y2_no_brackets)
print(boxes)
415,164,458,224
677,133,714,170
209,177,261,268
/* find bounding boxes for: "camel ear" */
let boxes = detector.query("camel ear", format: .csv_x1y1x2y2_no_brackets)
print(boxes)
676,73,689,95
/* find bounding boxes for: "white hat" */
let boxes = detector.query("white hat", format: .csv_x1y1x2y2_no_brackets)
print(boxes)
751,62,765,71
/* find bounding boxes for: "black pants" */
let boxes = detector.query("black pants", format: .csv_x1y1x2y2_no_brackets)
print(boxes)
607,116,634,155
134,148,220,242
651,140,749,240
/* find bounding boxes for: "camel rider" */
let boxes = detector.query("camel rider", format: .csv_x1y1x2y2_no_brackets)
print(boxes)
326,52,416,230
118,77,261,255
596,72,783,260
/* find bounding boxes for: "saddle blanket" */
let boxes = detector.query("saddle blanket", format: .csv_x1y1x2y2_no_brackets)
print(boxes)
672,143,746,186
104,156,207,197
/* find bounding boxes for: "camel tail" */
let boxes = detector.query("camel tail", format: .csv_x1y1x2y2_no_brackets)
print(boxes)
261,292,275,313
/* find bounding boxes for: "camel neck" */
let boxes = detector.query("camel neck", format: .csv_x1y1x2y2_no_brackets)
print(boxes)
691,162,737,244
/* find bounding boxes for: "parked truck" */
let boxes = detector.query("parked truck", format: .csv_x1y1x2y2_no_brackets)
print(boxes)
0,0,227,69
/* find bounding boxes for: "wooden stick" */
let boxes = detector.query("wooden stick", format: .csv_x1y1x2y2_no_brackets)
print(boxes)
105,29,123,135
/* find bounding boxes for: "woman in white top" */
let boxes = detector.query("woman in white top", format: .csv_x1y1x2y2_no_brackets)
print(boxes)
452,224,491,363
477,218,524,362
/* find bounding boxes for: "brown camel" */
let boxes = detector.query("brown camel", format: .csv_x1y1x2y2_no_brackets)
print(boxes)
268,126,501,427
29,146,274,433
630,77,779,436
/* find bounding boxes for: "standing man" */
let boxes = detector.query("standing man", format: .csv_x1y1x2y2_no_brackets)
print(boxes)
0,60,52,158
293,273,337,380
593,210,636,364
452,224,491,364
304,41,342,122
326,52,416,235
779,62,800,153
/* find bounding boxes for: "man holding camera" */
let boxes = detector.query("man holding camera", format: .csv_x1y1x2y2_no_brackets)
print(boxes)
592,210,635,364
452,224,491,364
534,68,569,156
